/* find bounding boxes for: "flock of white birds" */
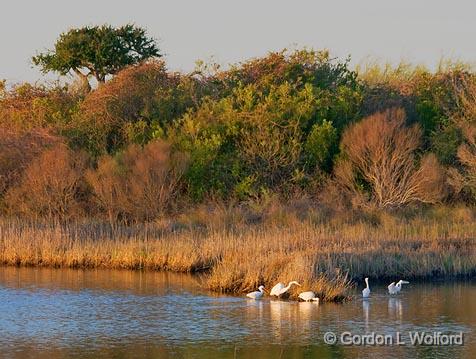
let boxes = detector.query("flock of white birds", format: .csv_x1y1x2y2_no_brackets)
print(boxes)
246,281,319,303
245,278,410,302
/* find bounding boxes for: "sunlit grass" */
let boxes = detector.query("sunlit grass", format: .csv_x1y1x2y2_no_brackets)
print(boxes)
0,207,475,302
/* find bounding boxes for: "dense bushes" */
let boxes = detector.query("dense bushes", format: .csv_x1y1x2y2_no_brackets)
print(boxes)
72,61,174,155
1,49,476,220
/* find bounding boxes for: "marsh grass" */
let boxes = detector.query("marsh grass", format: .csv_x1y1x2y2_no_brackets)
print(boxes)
0,206,475,302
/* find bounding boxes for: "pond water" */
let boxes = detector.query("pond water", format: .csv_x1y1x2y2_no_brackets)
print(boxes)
0,267,474,359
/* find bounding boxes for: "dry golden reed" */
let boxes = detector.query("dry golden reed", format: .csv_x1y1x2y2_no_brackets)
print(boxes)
0,209,475,302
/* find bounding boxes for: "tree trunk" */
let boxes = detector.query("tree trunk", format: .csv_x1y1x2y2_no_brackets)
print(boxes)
73,69,91,94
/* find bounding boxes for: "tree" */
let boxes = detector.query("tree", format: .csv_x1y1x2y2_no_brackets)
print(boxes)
32,24,160,90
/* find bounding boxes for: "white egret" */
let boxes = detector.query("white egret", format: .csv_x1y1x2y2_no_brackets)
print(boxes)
246,285,265,300
298,291,320,302
388,282,397,295
395,280,409,293
270,281,301,297
362,277,370,298
388,280,409,294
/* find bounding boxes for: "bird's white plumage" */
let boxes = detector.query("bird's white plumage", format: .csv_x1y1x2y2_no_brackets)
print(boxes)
362,277,370,298
270,282,285,296
388,280,409,294
246,285,265,299
298,291,319,302
395,280,409,293
270,281,300,297
388,282,397,295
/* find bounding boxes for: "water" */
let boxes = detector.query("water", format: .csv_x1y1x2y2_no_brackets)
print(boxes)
0,267,474,359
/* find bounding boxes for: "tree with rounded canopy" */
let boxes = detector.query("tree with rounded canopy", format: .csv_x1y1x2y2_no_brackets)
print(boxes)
32,24,160,90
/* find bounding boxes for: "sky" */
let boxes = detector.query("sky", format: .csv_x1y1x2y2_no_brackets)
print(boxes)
1,0,476,84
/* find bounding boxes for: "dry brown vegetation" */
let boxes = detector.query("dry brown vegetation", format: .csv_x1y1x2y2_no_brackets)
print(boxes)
0,204,474,302
0,127,60,196
86,140,188,223
0,83,77,131
447,77,476,202
4,145,88,219
333,108,445,209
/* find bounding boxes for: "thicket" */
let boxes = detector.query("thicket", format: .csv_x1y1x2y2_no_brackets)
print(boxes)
1,50,476,220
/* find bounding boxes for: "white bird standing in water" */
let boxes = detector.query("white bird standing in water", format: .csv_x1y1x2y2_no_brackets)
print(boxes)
246,285,265,300
388,282,397,295
395,279,410,293
388,280,409,294
362,277,370,298
270,281,301,297
298,291,320,302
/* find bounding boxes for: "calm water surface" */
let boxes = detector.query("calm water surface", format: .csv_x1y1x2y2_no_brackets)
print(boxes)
0,267,474,359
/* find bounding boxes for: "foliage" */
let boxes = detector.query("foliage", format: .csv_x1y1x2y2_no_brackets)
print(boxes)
0,83,80,131
3,46,476,218
172,50,363,201
71,61,194,156
32,24,160,85
304,120,338,171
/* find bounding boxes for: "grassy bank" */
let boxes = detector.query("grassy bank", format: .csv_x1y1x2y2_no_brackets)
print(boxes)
1,207,475,302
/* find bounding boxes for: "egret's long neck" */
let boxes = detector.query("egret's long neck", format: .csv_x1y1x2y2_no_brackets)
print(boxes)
365,279,369,288
285,282,295,291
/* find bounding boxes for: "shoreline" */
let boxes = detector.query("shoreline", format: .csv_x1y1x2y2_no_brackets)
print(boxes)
1,214,475,302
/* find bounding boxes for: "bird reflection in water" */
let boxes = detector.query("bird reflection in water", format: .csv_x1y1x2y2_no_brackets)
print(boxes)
388,297,403,320
363,299,370,331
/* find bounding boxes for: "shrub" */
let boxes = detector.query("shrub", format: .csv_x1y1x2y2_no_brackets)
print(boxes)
223,49,359,93
448,124,476,202
0,128,60,199
237,83,316,188
4,145,88,219
304,119,338,171
445,73,476,202
74,61,177,155
0,83,79,131
87,140,188,222
173,82,322,199
333,108,445,209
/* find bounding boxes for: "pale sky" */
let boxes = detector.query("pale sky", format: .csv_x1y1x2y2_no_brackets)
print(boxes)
1,0,475,84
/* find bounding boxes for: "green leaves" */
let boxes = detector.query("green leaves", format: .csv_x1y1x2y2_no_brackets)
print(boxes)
33,25,160,84
304,120,338,171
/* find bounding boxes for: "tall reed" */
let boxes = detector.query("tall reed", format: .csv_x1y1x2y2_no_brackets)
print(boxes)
0,209,475,302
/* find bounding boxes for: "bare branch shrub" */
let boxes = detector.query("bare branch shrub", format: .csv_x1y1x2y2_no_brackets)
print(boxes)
86,140,189,222
5,144,88,218
448,124,476,201
332,108,444,209
446,74,476,201
0,127,60,197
